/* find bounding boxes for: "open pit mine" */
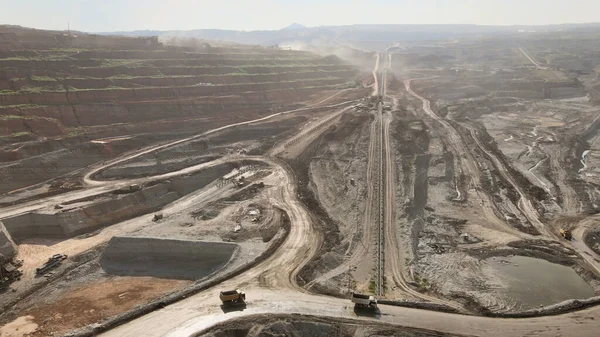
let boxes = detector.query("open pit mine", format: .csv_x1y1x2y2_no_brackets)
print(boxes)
0,24,600,337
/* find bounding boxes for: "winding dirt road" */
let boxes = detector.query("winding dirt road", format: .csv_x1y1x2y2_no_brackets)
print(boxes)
74,66,600,336
5,59,600,337
101,287,600,337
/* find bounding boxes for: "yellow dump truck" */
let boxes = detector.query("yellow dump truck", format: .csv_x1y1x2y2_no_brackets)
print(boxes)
560,229,572,240
219,289,245,305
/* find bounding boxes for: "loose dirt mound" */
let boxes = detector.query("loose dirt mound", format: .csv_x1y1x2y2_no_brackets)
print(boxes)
100,236,238,280
197,314,467,337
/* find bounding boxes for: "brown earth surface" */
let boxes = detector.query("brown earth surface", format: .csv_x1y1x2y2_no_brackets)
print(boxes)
23,277,190,336
3,24,600,337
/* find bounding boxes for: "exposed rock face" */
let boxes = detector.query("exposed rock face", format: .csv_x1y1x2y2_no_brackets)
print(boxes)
0,220,17,260
0,161,237,242
1,183,179,241
100,236,238,280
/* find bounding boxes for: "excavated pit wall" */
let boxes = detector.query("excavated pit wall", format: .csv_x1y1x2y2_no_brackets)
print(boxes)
100,236,238,280
2,183,179,242
0,220,17,260
1,161,254,242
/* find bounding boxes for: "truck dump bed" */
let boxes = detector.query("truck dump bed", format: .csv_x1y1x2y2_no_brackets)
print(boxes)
351,292,375,305
219,289,245,302
351,293,377,308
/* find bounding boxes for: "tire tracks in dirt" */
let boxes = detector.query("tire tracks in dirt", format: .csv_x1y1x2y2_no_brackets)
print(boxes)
381,68,460,308
404,78,518,236
404,79,600,278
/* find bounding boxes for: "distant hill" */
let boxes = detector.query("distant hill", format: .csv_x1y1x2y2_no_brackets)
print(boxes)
281,23,307,30
98,23,600,50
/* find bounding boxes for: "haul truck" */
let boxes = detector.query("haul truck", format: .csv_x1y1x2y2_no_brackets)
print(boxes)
219,289,246,305
560,229,572,240
351,292,377,309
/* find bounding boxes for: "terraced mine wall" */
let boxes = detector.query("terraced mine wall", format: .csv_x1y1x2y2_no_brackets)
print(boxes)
100,237,238,280
2,183,179,241
0,27,363,197
0,138,142,194
0,220,17,259
96,156,220,180
0,78,348,106
1,161,246,242
418,77,585,100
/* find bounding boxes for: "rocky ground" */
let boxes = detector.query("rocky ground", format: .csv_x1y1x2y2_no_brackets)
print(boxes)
199,314,466,337
281,33,600,314
2,25,600,337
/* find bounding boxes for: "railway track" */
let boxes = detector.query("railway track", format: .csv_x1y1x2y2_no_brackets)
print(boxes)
375,58,386,296
376,99,384,296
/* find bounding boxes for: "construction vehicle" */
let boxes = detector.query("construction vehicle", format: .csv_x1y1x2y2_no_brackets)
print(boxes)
0,260,23,290
560,229,572,240
36,254,67,275
219,289,245,305
351,292,377,310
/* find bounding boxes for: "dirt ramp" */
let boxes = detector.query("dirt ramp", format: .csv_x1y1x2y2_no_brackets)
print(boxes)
100,236,238,280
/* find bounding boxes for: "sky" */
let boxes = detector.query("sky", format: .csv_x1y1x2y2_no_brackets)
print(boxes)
1,0,599,32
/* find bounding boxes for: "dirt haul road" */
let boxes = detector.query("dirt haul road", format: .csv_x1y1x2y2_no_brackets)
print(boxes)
0,90,357,287
83,98,359,186
0,91,358,220
372,53,380,96
6,56,600,337
518,47,546,70
100,287,600,337
93,100,599,337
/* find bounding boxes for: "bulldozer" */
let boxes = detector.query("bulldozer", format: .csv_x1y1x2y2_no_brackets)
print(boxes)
560,229,572,240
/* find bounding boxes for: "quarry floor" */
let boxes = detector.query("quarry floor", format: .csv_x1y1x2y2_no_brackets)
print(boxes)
1,50,600,337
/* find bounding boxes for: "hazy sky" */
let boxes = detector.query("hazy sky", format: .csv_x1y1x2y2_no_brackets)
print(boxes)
1,0,599,32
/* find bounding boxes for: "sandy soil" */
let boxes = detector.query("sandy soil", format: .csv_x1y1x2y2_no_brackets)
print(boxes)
24,277,190,336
